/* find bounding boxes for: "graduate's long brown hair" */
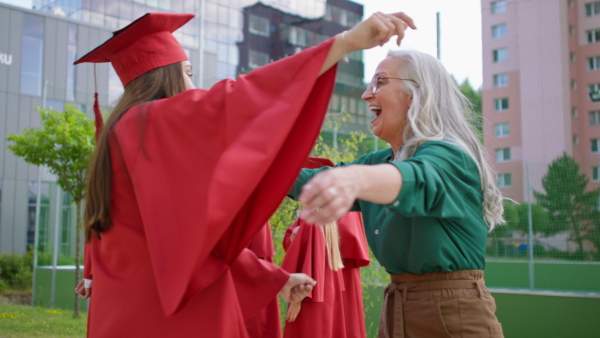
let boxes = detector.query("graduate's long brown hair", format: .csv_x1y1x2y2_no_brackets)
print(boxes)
84,62,187,242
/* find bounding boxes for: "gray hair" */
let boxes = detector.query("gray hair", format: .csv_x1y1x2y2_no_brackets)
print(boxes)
387,49,505,231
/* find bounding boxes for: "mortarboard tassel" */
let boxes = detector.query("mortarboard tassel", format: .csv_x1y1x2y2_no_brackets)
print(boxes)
93,64,104,140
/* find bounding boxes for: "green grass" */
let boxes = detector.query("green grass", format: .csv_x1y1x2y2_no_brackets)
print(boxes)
0,303,86,338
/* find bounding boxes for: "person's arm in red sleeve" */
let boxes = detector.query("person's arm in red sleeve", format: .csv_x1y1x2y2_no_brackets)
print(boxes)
74,243,92,299
230,248,315,320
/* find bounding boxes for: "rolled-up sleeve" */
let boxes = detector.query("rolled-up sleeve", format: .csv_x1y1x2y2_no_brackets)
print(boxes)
384,143,479,220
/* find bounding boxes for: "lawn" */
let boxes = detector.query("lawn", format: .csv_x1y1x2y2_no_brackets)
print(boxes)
0,303,86,338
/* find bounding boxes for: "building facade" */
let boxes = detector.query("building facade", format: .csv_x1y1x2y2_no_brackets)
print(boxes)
481,0,600,202
0,0,365,254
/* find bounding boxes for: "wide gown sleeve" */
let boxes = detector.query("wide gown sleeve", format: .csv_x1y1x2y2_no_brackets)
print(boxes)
112,38,337,317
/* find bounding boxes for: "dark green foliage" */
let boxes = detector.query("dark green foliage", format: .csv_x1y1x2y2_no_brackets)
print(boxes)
534,153,600,257
0,253,33,292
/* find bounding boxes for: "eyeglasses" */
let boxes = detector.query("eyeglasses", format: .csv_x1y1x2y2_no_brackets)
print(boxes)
367,76,418,94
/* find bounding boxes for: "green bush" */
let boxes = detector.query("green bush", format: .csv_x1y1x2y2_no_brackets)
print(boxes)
0,253,33,292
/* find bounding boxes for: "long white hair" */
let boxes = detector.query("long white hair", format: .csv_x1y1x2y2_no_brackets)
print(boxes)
388,49,505,231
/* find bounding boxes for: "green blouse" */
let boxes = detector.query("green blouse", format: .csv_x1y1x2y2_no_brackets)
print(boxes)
290,141,489,274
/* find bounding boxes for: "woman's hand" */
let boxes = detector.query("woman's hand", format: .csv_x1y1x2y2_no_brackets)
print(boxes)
298,164,402,225
345,12,416,52
279,273,316,303
74,278,92,299
298,166,363,225
286,301,302,322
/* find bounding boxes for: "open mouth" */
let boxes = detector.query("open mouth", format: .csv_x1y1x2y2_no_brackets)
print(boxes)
369,105,381,117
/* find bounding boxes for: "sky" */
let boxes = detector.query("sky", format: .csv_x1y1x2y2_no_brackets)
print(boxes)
352,0,483,88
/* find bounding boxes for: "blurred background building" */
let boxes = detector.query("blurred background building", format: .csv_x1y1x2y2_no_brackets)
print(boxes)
0,0,367,254
481,0,600,202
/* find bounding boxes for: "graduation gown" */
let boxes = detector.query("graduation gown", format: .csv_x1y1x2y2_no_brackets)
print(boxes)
281,212,370,338
86,38,337,337
244,222,282,338
281,219,347,338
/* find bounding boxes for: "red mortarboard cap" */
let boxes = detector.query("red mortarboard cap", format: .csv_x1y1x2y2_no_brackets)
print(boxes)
303,157,334,169
74,12,194,87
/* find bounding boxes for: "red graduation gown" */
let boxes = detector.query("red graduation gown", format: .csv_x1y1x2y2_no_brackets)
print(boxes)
244,222,282,338
86,38,337,337
281,212,370,338
281,220,347,338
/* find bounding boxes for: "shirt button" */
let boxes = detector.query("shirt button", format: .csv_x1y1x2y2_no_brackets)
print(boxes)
375,229,379,235
393,201,400,207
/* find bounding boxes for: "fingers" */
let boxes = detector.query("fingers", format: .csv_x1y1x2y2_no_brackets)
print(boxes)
372,12,415,47
392,12,416,30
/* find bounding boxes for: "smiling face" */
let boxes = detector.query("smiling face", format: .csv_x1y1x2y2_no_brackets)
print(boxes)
361,56,413,151
182,61,195,90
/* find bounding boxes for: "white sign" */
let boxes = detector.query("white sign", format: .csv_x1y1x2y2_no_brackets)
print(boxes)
0,51,13,65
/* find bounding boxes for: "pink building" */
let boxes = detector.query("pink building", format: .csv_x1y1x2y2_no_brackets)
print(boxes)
482,0,600,202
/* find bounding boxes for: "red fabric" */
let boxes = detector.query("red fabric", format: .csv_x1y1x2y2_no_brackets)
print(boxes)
281,212,369,338
244,223,282,338
337,212,370,268
74,13,192,86
281,220,346,337
86,39,337,337
247,222,276,260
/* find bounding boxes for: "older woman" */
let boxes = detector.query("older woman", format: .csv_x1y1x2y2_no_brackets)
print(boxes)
290,50,505,338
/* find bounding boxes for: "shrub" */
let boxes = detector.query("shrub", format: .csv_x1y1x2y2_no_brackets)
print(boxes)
0,253,33,292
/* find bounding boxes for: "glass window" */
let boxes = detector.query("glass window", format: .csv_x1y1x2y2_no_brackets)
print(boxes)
491,0,506,14
66,24,77,102
492,23,507,38
588,56,600,71
593,167,599,181
108,65,123,106
497,173,512,187
569,25,575,36
249,50,269,69
20,14,44,97
586,1,600,16
572,79,577,90
27,182,50,252
249,14,269,37
571,52,576,63
495,123,510,137
590,111,600,125
493,48,508,63
60,193,73,256
494,98,509,112
592,139,599,153
495,148,511,162
46,99,64,111
218,5,228,25
205,2,218,23
217,42,228,63
587,29,600,43
493,73,509,87
574,135,579,145
573,107,578,117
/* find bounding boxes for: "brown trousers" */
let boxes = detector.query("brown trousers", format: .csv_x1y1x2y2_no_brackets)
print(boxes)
378,270,504,338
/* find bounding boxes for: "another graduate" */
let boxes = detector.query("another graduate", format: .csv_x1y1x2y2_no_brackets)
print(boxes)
281,158,370,338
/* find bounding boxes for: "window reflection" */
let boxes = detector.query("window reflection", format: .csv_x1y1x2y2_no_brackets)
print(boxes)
20,14,44,97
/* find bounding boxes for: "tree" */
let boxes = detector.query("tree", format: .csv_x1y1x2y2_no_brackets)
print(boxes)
458,78,483,138
7,104,95,318
533,153,600,258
